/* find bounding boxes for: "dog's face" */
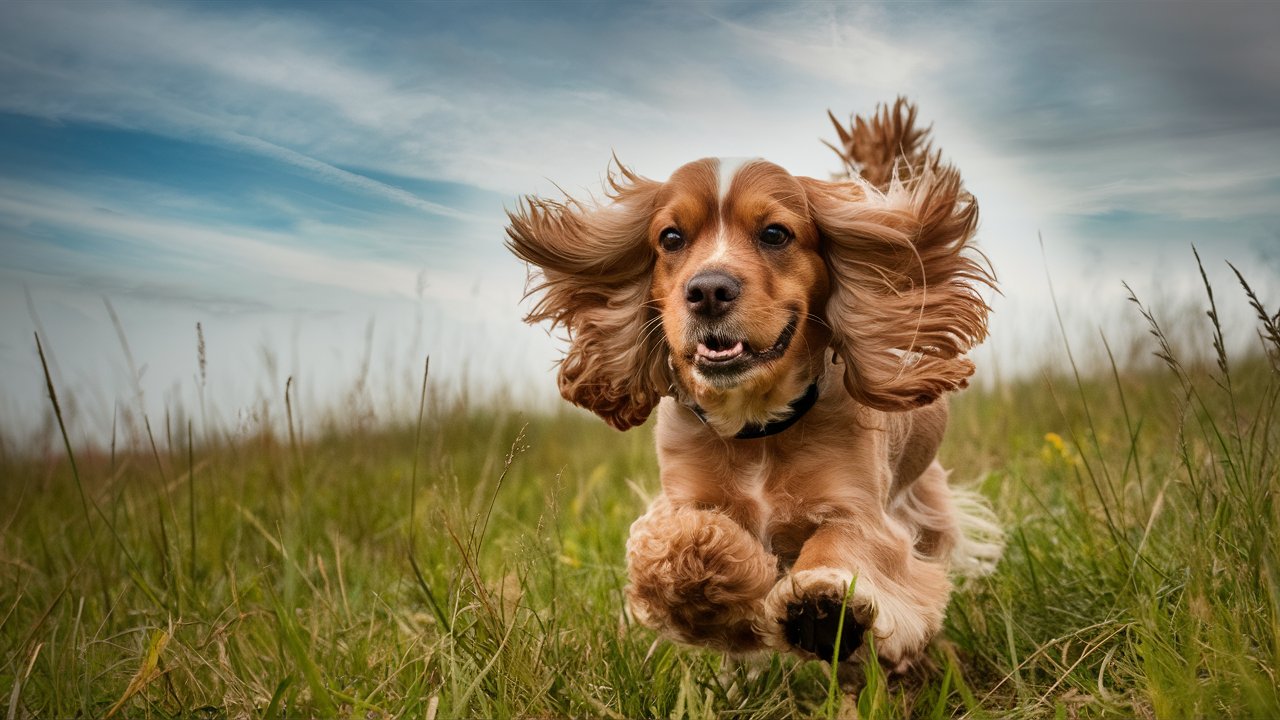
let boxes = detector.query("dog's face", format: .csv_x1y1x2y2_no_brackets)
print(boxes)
649,159,830,426
507,154,990,434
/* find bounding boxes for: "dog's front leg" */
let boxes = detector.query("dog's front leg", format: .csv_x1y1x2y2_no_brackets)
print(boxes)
761,518,952,671
625,495,778,653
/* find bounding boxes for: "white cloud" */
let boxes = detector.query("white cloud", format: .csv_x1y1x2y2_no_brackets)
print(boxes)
0,179,493,304
4,0,1274,228
0,0,1277,444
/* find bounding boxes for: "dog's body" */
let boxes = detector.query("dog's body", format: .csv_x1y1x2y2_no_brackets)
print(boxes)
508,100,1001,671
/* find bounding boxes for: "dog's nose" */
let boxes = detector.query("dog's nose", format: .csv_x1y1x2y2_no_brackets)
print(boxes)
685,270,742,318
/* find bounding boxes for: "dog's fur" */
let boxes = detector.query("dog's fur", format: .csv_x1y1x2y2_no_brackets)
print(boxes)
507,99,1002,670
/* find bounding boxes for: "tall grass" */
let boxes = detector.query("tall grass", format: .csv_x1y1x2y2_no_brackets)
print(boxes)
1,259,1277,718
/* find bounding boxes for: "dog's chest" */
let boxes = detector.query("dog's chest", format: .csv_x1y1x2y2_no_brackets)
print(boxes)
655,403,875,560
723,457,821,558
733,458,775,529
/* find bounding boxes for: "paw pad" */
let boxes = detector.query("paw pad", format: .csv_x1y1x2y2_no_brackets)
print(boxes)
782,595,865,661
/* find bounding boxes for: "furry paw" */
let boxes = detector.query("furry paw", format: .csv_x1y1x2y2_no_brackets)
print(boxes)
761,568,874,661
625,498,777,652
762,567,939,667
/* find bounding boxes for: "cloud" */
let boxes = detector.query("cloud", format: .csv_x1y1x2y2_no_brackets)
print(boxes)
218,133,484,222
4,0,1275,231
0,178,493,305
0,0,1278,445
0,1,479,220
907,2,1280,225
0,2,942,197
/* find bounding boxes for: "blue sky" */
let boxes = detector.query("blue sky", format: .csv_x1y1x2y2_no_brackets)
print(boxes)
2,1,1278,445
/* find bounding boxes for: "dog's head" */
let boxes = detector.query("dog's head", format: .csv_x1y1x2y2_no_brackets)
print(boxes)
507,110,992,435
643,158,831,435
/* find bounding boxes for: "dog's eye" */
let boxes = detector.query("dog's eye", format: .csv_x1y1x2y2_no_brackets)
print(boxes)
659,228,685,252
758,224,792,247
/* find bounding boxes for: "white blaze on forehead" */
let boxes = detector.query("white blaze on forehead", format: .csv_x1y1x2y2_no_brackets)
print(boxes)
717,157,757,203
708,157,758,265
705,226,733,265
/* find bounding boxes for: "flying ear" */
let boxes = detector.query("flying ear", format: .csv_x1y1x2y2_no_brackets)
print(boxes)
802,164,994,411
825,96,939,190
506,163,670,430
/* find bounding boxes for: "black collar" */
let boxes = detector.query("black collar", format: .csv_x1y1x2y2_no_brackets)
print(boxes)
691,382,820,440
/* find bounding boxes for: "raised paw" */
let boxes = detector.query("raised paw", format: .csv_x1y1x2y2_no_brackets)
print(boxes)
625,497,777,652
784,593,866,662
760,568,876,662
762,566,945,668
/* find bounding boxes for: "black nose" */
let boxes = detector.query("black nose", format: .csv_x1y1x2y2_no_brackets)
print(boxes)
685,270,742,318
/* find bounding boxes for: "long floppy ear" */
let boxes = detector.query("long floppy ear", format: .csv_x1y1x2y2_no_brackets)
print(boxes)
802,164,994,411
505,163,670,430
824,96,939,190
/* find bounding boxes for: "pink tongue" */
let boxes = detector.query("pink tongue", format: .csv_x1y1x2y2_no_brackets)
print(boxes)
697,341,744,360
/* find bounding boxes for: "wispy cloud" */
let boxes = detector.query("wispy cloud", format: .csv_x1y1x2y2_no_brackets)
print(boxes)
218,132,483,222
4,0,1276,226
0,1,476,219
0,178,494,305
0,0,1277,444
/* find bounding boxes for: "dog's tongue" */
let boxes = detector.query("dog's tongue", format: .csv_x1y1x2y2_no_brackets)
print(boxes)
697,340,744,361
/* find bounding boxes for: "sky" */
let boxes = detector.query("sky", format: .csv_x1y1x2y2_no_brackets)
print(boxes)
1,1,1278,447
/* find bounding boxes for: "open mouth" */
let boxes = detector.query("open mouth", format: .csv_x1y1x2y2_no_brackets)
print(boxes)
693,315,798,376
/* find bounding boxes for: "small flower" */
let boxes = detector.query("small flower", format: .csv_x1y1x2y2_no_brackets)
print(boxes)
1041,432,1075,465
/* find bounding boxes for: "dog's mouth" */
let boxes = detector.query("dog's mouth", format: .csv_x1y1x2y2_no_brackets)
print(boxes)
692,315,798,376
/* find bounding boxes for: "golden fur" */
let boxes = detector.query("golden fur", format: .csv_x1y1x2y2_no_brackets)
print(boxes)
507,99,1002,670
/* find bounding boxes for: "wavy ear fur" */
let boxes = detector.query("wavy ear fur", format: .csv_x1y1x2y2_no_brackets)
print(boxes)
506,164,669,430
825,96,939,191
803,163,994,411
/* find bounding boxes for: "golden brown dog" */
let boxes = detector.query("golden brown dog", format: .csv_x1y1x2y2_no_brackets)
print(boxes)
507,99,1002,671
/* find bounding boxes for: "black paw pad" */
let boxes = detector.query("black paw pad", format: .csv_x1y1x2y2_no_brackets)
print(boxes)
783,595,865,661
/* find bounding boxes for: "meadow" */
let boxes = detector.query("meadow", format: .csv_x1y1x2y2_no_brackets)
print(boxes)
2,261,1278,719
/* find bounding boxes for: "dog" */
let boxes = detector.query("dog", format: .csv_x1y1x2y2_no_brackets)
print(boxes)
506,99,1002,671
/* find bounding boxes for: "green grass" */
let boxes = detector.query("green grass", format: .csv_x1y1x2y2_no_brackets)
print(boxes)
2,266,1278,718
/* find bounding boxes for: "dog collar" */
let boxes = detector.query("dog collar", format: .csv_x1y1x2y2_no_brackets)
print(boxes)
691,382,820,440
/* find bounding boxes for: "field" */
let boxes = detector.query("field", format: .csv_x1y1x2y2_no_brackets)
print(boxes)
2,268,1279,719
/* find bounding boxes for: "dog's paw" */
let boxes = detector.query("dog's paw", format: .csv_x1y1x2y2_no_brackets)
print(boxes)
762,567,942,667
783,592,866,661
760,568,873,662
626,499,777,652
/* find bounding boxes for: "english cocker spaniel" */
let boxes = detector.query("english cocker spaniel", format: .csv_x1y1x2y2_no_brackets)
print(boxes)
507,99,1002,672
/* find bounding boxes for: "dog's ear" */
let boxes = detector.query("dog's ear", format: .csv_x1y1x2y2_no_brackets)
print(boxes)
801,164,994,411
506,163,670,430
825,96,939,190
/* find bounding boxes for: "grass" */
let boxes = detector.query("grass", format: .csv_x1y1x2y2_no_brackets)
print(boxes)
2,261,1278,718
